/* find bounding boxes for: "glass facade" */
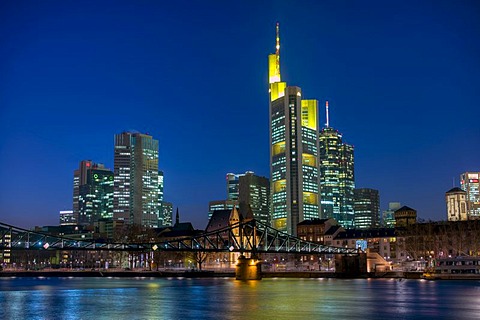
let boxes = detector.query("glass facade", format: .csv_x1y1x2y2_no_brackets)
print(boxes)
78,167,114,226
319,127,355,228
157,171,173,227
162,201,173,227
73,161,113,227
353,188,380,229
208,200,238,219
227,173,247,201
238,173,270,225
59,210,76,226
382,202,401,227
113,132,159,228
460,172,480,219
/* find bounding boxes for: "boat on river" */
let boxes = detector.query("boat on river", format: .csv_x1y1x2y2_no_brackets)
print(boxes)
422,256,480,280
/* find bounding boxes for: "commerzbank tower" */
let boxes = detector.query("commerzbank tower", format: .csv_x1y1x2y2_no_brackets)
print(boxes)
268,23,321,235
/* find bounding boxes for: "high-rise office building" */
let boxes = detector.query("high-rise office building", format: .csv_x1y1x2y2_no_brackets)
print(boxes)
460,172,480,219
382,202,401,227
73,160,93,224
157,171,173,227
227,172,249,200
445,187,468,221
157,170,166,226
78,164,114,225
208,199,238,219
73,160,113,226
238,172,270,225
268,23,321,235
319,103,355,228
113,132,160,228
208,172,269,224
353,188,380,229
59,210,75,226
161,201,173,226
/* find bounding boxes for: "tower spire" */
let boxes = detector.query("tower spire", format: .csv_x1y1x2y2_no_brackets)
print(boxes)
326,101,330,128
268,22,282,85
275,22,280,77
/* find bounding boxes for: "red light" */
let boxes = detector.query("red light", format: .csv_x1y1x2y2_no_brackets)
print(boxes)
86,163,90,167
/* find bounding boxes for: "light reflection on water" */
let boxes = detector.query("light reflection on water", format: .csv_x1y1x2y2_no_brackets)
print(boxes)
1,277,479,320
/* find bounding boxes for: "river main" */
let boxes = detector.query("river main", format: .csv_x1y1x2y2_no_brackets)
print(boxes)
1,277,479,319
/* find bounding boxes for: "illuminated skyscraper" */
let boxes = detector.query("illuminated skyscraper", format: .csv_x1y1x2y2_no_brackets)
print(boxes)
73,160,113,226
319,102,355,228
460,172,480,219
382,202,401,227
227,172,246,200
269,23,321,235
208,172,269,222
162,201,173,226
59,210,75,226
208,199,238,219
238,172,270,225
73,160,93,224
113,132,159,227
353,188,380,229
78,164,114,226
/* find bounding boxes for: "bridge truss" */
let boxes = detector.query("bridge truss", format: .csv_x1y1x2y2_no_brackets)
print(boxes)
0,219,357,255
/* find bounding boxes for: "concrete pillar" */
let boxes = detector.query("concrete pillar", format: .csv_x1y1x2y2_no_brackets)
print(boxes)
235,255,262,280
334,253,367,277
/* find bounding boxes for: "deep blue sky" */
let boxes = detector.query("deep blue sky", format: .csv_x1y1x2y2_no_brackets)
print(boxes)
1,1,479,229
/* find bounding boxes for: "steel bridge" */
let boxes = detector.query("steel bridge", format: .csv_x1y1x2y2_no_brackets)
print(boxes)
0,219,357,255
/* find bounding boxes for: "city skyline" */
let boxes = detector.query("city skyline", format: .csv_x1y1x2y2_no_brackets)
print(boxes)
1,1,479,229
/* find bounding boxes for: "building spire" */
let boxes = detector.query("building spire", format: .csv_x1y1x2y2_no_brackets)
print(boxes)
326,101,330,128
275,22,280,77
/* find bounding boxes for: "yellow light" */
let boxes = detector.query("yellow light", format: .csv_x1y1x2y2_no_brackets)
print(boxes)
268,54,280,84
301,99,318,130
273,218,287,230
270,82,286,101
303,192,318,205
272,141,285,156
273,179,286,192
302,153,317,167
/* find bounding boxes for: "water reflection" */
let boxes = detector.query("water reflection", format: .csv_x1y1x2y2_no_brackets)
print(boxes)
0,277,479,319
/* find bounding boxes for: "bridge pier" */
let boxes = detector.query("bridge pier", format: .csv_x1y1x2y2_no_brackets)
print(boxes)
334,253,367,277
235,255,262,280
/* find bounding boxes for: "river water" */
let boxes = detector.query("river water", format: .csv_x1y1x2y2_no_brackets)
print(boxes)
1,277,479,319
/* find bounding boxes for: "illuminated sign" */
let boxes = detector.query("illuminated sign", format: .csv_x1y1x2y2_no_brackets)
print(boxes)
356,240,367,251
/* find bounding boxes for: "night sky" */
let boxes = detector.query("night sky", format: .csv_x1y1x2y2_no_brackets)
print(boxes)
1,1,479,229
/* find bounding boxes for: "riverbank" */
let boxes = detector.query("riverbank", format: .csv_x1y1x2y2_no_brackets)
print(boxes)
0,270,235,278
0,270,423,279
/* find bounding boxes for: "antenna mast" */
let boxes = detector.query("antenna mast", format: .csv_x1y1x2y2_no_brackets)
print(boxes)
326,101,330,128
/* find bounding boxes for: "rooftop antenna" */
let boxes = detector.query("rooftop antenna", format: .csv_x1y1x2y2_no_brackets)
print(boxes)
325,100,330,128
